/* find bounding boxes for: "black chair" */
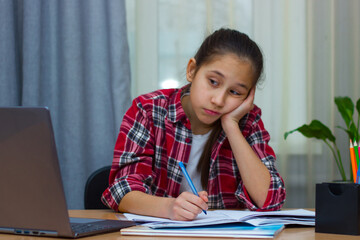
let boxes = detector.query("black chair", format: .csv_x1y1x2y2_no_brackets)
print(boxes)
84,165,112,209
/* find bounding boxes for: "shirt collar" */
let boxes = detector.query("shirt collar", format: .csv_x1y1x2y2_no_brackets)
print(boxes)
167,84,190,124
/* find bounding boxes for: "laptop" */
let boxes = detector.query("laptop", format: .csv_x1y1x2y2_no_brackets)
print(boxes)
0,107,135,238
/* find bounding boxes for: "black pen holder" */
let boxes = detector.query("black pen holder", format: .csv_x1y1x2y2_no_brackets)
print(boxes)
315,182,360,235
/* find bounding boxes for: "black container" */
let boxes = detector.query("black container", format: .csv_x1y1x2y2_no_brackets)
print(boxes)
315,182,360,235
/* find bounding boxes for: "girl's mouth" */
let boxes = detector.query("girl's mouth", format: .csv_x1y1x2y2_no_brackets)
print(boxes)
204,108,220,116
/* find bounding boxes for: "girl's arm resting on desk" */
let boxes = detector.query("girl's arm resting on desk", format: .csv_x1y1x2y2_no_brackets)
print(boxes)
118,190,208,221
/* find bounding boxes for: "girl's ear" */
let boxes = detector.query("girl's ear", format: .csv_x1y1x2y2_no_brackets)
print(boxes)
186,58,197,83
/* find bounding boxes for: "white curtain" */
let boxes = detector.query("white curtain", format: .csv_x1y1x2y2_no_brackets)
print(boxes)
125,0,360,208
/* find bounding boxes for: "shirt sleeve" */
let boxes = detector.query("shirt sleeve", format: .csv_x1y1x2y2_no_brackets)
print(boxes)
101,98,155,211
235,107,286,211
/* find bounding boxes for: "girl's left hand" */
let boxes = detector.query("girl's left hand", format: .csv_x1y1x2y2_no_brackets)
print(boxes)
221,87,255,130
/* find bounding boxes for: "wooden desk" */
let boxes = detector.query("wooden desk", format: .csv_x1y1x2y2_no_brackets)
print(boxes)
0,209,359,240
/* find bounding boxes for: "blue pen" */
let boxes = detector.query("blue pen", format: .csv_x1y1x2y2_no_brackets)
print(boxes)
178,162,207,215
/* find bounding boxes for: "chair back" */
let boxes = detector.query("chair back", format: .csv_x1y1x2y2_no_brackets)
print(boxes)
84,165,111,209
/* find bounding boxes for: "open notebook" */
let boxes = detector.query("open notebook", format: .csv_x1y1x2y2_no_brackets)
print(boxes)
123,209,315,228
0,107,135,238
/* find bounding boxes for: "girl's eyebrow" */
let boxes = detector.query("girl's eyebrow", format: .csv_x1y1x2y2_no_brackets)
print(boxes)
210,70,225,78
210,70,249,90
236,83,249,91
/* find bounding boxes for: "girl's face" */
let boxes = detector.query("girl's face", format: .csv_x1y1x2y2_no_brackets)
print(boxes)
183,53,255,132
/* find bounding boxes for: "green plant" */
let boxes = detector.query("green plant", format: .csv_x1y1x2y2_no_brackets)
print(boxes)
284,97,360,181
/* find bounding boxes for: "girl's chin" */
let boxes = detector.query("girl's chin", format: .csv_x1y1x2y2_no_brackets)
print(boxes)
198,117,221,127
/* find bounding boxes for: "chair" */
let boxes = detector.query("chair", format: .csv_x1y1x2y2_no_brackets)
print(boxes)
84,165,112,209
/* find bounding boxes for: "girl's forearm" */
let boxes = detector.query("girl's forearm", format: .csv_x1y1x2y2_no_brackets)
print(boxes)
223,123,271,208
118,191,173,218
119,190,208,221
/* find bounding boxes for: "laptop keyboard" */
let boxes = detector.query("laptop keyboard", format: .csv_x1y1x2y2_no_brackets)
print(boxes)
71,223,110,234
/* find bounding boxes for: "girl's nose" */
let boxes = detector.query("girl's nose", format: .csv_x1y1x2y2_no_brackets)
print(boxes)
211,90,226,107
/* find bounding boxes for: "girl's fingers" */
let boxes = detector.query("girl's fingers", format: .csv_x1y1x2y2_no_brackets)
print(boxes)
198,191,209,203
184,192,208,212
171,192,208,220
243,87,255,110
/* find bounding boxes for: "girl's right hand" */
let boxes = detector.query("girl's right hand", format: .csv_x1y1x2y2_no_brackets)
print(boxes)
167,191,208,221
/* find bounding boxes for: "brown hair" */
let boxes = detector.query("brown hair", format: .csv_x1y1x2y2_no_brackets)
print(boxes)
191,28,264,189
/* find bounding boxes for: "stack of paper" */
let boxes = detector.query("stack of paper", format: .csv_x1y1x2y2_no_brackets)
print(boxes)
119,209,314,238
122,209,315,228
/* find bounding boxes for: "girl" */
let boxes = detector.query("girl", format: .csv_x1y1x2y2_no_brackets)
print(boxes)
102,28,286,221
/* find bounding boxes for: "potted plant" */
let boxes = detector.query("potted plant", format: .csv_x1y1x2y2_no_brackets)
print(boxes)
284,97,360,181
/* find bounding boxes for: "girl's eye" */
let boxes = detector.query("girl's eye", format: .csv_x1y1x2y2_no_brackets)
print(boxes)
230,90,241,96
209,79,218,86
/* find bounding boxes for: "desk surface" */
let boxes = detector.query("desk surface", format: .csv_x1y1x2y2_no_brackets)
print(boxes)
0,209,359,240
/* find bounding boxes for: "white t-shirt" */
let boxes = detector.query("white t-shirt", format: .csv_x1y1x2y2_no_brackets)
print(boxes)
179,130,212,193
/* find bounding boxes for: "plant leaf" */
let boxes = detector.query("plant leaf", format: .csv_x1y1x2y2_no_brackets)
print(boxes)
335,97,354,128
336,124,356,140
357,98,360,116
284,120,336,142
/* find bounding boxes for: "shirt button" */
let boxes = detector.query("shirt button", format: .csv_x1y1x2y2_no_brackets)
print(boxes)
185,138,191,143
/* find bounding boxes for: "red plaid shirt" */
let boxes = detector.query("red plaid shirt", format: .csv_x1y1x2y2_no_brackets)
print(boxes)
102,86,285,211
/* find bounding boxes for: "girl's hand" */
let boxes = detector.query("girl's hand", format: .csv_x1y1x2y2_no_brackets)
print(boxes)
221,87,255,130
167,191,208,221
